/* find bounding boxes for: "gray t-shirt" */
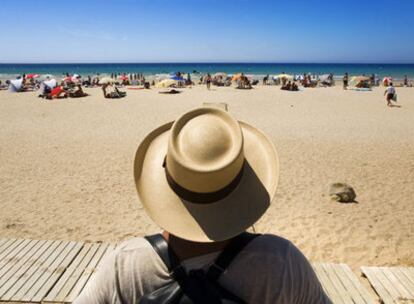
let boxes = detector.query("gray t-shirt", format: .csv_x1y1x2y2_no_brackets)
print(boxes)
75,234,331,304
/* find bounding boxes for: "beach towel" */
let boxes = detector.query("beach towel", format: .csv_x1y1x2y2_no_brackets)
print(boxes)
350,88,371,91
50,86,64,97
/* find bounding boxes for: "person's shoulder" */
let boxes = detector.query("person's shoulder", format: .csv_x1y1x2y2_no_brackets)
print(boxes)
245,234,295,260
113,236,155,259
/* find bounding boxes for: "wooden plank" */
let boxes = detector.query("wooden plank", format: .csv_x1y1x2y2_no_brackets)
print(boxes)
9,241,68,302
331,264,367,304
0,239,11,254
19,241,83,303
45,244,100,302
0,239,26,270
313,263,344,303
0,239,39,280
0,241,61,301
381,267,413,301
45,243,100,303
340,264,375,304
399,267,414,286
64,244,111,302
322,263,354,304
0,240,52,297
394,267,414,297
362,267,394,304
374,267,401,301
0,239,19,258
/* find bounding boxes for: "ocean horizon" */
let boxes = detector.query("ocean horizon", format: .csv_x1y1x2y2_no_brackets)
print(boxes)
1,63,414,80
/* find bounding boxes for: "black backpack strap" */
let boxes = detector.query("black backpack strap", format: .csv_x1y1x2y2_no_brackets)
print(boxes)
207,232,260,281
145,234,178,271
145,234,186,282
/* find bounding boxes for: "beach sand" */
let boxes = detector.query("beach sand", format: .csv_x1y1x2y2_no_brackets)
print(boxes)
0,85,413,271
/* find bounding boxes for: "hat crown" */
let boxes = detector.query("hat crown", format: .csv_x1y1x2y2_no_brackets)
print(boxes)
167,108,244,193
178,114,233,167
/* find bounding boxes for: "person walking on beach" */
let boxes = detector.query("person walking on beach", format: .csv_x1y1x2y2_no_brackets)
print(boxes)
404,75,408,87
75,107,331,304
343,72,349,89
384,82,397,107
206,73,212,90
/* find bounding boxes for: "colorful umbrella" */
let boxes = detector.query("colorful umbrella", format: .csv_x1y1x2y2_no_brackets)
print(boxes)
118,75,129,81
25,74,39,79
231,73,243,81
350,76,370,83
275,74,294,80
156,79,177,88
170,75,185,81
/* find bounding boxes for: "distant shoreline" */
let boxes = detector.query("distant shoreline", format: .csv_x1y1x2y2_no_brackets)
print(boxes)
1,63,414,80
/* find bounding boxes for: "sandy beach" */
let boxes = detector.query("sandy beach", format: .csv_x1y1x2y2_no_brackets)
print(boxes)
0,85,413,271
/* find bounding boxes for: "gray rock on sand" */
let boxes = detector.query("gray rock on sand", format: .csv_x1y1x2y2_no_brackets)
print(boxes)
329,183,356,203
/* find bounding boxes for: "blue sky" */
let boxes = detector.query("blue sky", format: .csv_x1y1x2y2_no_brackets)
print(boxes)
1,0,413,63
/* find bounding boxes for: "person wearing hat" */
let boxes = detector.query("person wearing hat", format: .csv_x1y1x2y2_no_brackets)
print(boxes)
75,107,331,304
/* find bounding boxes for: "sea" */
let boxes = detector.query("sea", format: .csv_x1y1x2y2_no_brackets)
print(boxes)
1,63,413,80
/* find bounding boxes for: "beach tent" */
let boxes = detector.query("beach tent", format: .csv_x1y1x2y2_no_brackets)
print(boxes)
8,79,23,92
156,79,178,88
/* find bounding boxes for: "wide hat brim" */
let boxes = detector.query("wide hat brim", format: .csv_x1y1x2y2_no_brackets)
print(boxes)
134,120,279,242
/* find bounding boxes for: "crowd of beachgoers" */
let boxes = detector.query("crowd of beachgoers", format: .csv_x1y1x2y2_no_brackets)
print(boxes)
0,71,411,103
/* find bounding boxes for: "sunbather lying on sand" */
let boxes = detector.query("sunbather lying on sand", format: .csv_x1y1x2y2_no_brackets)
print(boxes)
0,80,9,90
102,84,126,99
45,86,68,99
69,85,88,98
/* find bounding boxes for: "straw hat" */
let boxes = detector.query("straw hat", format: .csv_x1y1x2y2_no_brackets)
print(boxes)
134,107,279,242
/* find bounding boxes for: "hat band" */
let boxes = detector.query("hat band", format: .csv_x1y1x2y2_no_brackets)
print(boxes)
164,161,244,204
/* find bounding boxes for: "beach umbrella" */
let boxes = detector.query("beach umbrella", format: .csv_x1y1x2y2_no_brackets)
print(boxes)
275,74,294,80
43,79,57,89
99,77,115,85
170,75,185,81
25,74,39,79
156,79,177,88
350,76,370,83
9,79,23,92
231,73,243,81
382,77,392,85
118,75,129,81
63,76,72,82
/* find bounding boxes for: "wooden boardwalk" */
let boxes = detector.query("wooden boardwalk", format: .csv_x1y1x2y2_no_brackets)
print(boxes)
1,237,412,303
0,239,113,303
361,266,414,304
313,263,375,303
